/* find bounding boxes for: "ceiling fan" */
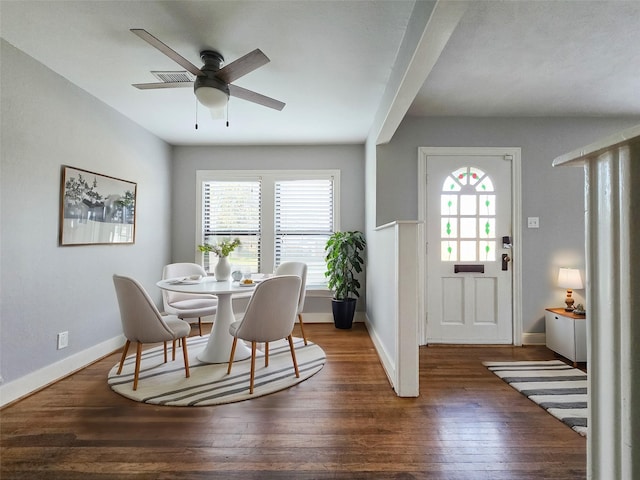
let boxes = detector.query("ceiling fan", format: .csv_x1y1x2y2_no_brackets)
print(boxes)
130,29,285,113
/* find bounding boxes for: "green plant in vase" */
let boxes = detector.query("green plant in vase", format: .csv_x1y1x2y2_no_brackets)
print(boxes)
198,238,241,281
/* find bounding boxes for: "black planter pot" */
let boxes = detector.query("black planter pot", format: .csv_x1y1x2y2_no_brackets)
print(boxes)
332,298,357,329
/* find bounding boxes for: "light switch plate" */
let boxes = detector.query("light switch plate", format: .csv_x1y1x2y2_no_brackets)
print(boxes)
527,217,540,228
57,331,69,349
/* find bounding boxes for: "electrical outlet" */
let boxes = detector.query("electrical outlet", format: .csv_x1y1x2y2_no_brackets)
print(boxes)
527,216,540,228
57,331,69,349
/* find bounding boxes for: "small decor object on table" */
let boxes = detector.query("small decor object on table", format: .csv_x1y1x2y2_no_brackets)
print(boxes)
198,238,241,281
231,270,243,282
557,267,583,311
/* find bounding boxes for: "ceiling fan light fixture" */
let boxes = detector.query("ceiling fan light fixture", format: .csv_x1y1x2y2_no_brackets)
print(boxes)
194,71,229,110
195,86,228,109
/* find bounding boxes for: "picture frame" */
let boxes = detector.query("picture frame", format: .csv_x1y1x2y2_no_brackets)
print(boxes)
59,166,137,246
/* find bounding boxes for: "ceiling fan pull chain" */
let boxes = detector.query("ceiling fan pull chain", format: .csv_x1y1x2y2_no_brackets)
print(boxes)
195,97,199,130
226,102,229,128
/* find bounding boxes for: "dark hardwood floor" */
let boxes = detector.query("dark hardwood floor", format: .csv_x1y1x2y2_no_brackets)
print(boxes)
1,323,586,479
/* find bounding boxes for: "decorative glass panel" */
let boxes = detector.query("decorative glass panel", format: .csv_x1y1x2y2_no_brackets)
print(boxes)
459,195,477,215
468,167,483,186
479,218,494,238
459,218,476,238
479,195,495,215
476,177,494,192
439,166,497,262
442,176,462,192
460,241,477,261
441,241,457,261
479,241,496,261
452,167,468,185
441,217,457,238
441,195,458,215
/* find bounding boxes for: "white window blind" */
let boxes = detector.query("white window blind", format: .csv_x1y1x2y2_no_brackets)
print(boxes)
198,170,338,286
275,179,334,285
203,180,261,272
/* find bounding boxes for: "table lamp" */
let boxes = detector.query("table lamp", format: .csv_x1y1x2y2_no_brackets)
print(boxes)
557,267,583,311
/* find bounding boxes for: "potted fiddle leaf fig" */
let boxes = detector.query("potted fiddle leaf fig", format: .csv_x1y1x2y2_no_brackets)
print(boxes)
324,230,366,329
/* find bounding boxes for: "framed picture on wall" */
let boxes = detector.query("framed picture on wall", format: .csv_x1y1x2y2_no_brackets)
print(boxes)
59,165,137,246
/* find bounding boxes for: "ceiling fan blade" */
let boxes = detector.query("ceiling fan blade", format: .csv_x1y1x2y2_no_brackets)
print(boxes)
215,49,270,84
229,84,285,111
132,82,194,90
130,29,203,77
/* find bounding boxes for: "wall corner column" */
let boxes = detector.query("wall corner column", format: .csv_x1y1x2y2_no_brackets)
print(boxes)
553,125,640,479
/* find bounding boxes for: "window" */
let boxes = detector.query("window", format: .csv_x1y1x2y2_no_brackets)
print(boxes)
197,170,339,286
440,166,496,262
202,180,261,273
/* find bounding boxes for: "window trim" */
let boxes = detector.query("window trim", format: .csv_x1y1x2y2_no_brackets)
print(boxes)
196,169,340,285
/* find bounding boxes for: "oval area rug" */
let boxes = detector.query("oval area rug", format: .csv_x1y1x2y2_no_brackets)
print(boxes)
108,335,325,406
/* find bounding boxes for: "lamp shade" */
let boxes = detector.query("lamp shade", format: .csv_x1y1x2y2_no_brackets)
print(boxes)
557,268,583,289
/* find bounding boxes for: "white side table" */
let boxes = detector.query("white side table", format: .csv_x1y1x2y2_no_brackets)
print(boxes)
545,308,587,367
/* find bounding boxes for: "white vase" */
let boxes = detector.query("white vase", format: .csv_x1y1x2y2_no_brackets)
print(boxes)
214,256,231,281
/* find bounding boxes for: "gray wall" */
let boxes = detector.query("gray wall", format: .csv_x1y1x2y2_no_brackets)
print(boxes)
170,144,366,312
376,116,640,336
0,40,173,385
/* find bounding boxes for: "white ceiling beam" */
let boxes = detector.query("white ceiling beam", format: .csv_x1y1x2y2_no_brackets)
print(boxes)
370,0,469,145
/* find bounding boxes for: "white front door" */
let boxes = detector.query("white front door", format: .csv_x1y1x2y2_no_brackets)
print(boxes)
424,149,517,344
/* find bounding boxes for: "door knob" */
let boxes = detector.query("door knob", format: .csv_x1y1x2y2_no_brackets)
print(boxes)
502,254,511,271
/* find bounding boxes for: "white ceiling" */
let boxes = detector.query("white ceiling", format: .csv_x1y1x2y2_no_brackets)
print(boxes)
1,1,639,146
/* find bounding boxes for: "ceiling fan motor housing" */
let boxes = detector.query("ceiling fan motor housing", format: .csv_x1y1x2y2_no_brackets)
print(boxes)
194,50,230,106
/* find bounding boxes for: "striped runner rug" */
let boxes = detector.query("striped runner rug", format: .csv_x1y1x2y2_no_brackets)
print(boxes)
483,360,587,436
108,335,325,406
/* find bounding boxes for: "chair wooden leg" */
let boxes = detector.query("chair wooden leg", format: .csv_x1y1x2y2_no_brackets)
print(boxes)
298,313,308,345
287,335,300,378
250,341,257,394
198,317,203,336
227,337,238,374
264,342,269,367
117,340,131,374
163,341,168,363
172,339,177,361
181,336,190,378
133,342,143,391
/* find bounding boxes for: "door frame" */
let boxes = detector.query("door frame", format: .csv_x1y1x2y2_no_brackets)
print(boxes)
417,147,523,346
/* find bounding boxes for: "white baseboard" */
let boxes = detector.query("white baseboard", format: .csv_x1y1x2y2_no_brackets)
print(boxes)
522,332,546,345
300,312,365,324
364,316,395,390
0,334,125,407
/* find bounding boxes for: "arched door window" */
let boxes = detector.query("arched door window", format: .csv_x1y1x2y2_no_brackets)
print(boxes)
440,166,496,262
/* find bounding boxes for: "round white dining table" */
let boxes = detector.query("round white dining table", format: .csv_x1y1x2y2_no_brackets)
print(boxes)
156,276,256,364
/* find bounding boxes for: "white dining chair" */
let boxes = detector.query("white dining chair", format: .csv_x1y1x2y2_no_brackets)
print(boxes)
112,274,191,391
162,263,217,336
275,262,308,344
226,275,301,394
